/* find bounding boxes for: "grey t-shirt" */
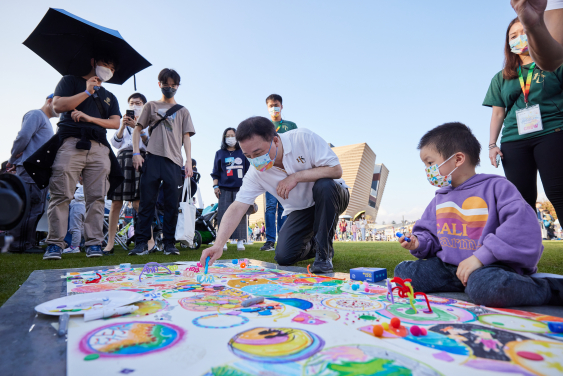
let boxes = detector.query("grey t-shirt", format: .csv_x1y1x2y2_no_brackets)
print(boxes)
137,101,195,167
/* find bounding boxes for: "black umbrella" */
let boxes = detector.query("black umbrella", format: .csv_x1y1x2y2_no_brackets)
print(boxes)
23,8,151,86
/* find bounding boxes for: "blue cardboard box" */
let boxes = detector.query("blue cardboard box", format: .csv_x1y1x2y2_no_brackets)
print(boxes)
350,267,387,283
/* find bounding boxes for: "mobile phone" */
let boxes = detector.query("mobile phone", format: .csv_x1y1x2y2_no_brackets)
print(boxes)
125,110,134,119
496,154,501,167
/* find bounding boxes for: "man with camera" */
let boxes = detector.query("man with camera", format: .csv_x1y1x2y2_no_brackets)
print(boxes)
6,94,58,253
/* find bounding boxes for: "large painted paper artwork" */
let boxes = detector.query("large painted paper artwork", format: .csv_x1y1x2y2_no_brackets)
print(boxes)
63,261,563,375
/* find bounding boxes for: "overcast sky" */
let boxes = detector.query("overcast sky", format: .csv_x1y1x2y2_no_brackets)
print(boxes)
1,0,545,223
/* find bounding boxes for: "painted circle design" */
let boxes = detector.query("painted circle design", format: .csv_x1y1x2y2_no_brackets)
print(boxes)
240,284,297,296
302,345,441,376
426,296,457,305
505,340,563,376
321,297,385,312
478,314,548,333
228,327,325,363
378,303,475,324
192,314,249,329
179,290,251,312
80,321,184,357
125,300,168,317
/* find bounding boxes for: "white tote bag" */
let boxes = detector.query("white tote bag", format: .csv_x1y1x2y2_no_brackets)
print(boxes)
175,178,196,246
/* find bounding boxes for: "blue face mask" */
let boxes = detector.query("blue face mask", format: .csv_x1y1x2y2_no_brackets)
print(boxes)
248,140,277,172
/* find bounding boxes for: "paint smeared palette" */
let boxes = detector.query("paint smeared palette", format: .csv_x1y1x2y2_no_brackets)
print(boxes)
64,261,563,376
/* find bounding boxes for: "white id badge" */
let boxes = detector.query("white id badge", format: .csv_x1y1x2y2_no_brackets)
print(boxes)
238,169,243,178
516,104,543,135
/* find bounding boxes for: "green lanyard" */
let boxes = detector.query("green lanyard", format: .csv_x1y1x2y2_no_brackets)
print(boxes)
517,62,536,105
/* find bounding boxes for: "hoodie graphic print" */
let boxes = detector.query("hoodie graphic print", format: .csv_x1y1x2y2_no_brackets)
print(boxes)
436,197,488,251
411,174,543,275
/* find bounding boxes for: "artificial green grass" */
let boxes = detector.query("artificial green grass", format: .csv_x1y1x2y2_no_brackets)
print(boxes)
1,241,563,307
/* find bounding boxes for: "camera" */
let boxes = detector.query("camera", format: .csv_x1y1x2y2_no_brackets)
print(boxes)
0,174,29,252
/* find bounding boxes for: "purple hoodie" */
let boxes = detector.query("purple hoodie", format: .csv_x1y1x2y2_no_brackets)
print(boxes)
412,174,543,275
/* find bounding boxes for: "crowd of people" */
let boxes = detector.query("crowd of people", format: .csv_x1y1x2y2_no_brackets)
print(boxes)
2,0,563,304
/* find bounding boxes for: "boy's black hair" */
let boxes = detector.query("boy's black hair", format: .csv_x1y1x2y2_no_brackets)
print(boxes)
221,127,240,150
418,122,481,166
127,93,147,104
265,94,283,104
158,68,181,85
192,158,197,166
236,116,277,143
93,47,120,72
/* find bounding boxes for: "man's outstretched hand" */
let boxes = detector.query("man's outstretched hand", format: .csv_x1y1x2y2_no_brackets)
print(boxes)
200,243,224,267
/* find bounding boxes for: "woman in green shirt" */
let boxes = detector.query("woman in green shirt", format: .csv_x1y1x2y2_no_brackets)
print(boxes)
483,17,563,220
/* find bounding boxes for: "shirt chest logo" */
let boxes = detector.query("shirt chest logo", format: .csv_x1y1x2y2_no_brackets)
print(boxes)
296,156,305,164
104,97,111,106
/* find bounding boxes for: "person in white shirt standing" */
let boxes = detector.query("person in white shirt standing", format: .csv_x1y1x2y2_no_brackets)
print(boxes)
201,116,350,273
359,214,367,241
104,93,152,253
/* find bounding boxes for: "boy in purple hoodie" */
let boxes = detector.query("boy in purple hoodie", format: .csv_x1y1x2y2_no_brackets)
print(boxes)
395,122,562,307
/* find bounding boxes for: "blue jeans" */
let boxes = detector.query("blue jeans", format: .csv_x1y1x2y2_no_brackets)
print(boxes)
265,192,287,243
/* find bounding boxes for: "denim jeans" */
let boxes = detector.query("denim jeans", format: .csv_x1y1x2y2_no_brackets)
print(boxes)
265,192,287,243
394,257,562,307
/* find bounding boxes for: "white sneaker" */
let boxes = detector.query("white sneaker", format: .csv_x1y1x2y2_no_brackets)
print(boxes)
230,240,237,245
63,246,80,254
223,243,228,251
237,240,245,251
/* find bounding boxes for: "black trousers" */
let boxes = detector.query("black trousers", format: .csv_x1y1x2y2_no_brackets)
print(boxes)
8,168,47,252
137,154,182,245
275,178,349,266
501,130,563,220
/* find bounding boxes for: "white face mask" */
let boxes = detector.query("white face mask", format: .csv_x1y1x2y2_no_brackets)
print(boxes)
95,64,113,82
129,104,143,117
226,137,237,147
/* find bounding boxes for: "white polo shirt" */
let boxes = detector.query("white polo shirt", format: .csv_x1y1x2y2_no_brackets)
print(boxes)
235,128,348,216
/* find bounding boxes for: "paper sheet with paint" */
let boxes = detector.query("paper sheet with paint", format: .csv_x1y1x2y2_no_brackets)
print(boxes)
64,262,563,376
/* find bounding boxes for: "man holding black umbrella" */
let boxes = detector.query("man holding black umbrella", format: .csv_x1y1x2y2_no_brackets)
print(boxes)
31,52,122,260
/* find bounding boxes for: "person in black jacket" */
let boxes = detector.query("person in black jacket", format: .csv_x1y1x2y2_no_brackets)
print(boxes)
211,127,250,251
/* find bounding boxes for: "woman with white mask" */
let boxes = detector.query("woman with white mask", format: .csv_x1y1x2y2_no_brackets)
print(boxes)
104,92,155,253
211,127,251,251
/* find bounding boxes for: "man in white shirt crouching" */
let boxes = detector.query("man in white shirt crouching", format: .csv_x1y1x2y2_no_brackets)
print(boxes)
200,116,349,273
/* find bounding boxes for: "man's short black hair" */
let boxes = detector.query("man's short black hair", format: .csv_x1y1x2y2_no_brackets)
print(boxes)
236,116,277,143
93,48,120,72
265,94,283,104
127,93,147,104
418,122,481,166
158,68,181,85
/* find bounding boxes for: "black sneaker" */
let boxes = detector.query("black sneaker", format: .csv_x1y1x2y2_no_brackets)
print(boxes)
85,245,103,258
163,243,180,255
260,241,275,251
129,243,149,256
43,244,62,260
